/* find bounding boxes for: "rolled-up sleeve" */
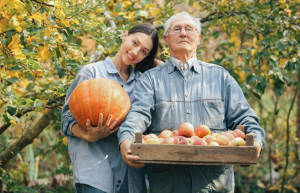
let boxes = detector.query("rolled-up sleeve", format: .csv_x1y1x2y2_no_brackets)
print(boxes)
61,69,91,137
118,74,154,144
225,74,265,148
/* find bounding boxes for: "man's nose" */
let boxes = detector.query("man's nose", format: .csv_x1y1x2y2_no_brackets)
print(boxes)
179,28,187,36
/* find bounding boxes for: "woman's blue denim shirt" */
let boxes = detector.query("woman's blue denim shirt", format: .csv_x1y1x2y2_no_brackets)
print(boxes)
117,58,265,192
61,57,147,193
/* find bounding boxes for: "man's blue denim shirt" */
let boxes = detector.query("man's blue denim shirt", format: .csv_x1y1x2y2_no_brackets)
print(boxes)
61,57,147,193
118,58,265,146
117,58,265,192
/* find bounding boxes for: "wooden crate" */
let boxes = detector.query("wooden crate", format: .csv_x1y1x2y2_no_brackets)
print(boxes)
131,125,258,165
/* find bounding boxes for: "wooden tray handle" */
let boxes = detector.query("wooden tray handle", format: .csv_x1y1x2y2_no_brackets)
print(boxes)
135,132,143,143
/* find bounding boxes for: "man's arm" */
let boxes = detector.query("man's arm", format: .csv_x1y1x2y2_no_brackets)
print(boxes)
118,74,155,167
225,74,265,158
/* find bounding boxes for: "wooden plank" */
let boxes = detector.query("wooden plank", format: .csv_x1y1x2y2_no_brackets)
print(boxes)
135,132,143,143
133,160,257,165
131,144,257,164
246,133,254,146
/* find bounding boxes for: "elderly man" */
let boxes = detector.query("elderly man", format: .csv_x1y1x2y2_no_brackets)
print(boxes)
118,12,265,193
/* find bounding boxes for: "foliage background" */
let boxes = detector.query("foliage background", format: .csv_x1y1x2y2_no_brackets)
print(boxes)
0,0,299,192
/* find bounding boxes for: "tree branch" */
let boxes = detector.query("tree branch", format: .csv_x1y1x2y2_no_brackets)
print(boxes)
0,96,65,135
0,109,55,168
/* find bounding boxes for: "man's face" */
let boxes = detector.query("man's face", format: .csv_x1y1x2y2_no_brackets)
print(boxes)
164,15,201,55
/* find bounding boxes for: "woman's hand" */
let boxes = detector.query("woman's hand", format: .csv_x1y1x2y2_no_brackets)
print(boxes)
85,113,119,142
72,113,119,142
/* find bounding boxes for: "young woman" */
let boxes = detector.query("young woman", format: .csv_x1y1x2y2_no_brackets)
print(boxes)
61,23,159,193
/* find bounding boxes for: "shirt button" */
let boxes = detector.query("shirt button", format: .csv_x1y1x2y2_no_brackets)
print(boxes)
118,180,121,183
185,93,189,97
187,110,191,114
184,78,187,81
116,185,119,188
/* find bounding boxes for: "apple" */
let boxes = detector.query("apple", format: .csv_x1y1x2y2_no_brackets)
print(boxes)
178,122,195,137
215,135,229,146
229,137,245,146
211,133,219,138
173,136,188,145
193,138,208,145
146,138,160,144
142,138,146,143
191,136,200,140
205,136,216,145
209,141,219,146
158,130,174,138
195,125,211,138
143,134,158,142
202,135,211,140
172,130,179,136
221,132,235,142
187,138,195,145
234,129,246,139
227,130,238,138
161,137,174,144
159,138,164,144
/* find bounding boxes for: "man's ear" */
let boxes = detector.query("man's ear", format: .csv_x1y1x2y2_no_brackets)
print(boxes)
164,35,169,46
122,31,128,42
197,34,201,46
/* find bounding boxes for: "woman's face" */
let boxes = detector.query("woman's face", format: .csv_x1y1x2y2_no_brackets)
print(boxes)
120,32,153,65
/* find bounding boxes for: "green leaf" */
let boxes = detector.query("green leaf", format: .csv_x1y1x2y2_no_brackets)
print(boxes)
26,83,35,91
6,77,19,85
7,106,17,116
273,79,285,97
9,65,22,71
188,0,193,6
115,3,123,12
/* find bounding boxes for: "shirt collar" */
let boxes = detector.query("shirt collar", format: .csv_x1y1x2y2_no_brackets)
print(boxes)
104,57,136,81
170,56,196,69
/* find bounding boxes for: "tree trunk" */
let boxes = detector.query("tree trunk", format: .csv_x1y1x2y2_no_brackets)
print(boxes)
297,89,300,138
0,109,55,193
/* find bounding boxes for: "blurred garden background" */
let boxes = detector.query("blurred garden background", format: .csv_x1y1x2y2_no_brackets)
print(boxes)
0,0,300,192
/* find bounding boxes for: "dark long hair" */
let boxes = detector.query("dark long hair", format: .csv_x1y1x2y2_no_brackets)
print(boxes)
127,23,159,73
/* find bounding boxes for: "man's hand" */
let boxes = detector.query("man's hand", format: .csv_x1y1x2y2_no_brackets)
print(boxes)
254,142,262,159
72,113,119,142
120,140,145,168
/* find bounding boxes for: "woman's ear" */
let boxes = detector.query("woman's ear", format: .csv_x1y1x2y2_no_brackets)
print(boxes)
122,31,128,42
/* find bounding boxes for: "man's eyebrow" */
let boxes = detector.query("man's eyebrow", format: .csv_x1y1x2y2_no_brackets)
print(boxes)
135,38,150,52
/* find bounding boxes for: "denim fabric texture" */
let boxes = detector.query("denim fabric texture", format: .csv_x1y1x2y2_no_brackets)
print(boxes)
118,58,265,192
61,57,147,193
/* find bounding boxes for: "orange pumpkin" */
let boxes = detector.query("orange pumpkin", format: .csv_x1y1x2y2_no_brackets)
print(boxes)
69,78,131,131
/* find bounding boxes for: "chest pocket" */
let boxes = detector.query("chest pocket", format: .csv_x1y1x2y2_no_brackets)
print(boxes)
151,101,174,133
201,100,225,131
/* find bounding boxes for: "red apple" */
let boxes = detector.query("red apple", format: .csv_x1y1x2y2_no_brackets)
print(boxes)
221,132,235,142
146,138,160,144
191,136,200,140
173,136,188,145
229,137,245,146
161,137,174,144
209,141,219,146
186,138,195,145
193,138,208,145
195,125,211,138
234,129,246,139
215,135,229,146
158,130,174,138
205,136,216,145
172,130,179,136
178,122,195,137
227,130,238,138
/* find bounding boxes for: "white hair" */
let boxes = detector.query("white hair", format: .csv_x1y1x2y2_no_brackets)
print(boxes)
163,12,202,36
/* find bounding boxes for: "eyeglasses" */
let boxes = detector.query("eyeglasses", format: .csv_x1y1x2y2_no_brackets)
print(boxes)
168,25,198,34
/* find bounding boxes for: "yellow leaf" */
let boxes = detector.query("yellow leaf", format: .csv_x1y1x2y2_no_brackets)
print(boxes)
123,11,136,21
279,0,286,4
37,44,50,63
58,19,70,27
63,137,68,146
0,18,7,33
9,120,16,125
257,180,265,189
8,34,21,50
144,3,154,9
0,0,9,8
12,47,26,60
123,1,132,6
15,26,22,32
30,13,43,24
193,3,199,10
251,49,256,56
44,28,51,36
252,36,257,48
